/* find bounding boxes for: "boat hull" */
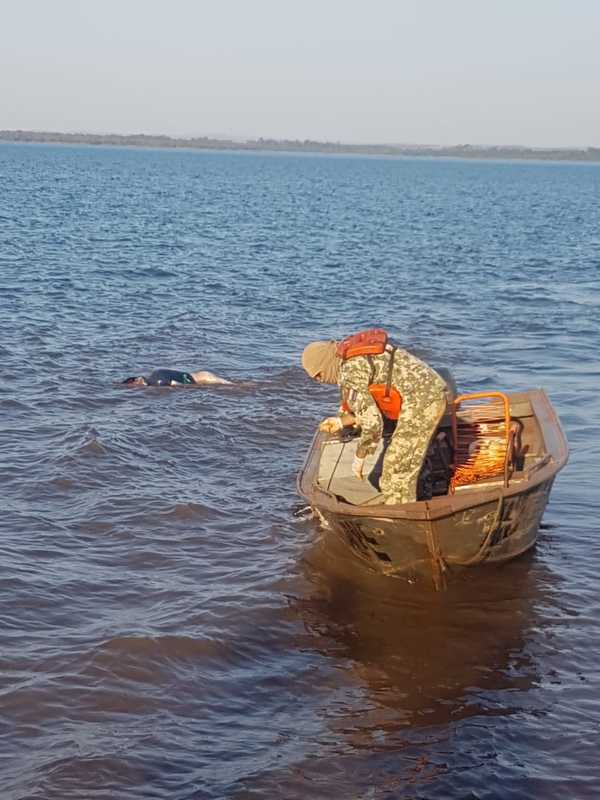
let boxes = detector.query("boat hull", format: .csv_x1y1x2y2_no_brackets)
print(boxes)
314,476,555,585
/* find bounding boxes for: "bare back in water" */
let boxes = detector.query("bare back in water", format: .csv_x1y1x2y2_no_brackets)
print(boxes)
190,370,232,385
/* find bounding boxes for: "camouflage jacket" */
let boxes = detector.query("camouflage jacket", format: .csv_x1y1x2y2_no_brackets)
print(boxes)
339,347,447,458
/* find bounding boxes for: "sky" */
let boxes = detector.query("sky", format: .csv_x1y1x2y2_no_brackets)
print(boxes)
1,0,599,148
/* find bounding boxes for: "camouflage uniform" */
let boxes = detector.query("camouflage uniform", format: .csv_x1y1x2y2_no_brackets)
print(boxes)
339,347,447,505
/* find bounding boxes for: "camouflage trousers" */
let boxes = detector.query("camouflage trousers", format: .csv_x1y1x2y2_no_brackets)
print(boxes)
380,384,447,505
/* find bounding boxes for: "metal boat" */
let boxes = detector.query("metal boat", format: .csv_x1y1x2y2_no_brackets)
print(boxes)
297,389,568,589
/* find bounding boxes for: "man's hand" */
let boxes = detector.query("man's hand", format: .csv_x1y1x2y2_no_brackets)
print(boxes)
319,416,344,434
352,454,366,480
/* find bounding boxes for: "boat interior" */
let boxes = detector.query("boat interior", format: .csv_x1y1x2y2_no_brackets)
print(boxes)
316,391,552,506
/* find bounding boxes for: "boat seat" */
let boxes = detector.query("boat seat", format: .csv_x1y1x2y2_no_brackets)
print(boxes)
450,392,517,492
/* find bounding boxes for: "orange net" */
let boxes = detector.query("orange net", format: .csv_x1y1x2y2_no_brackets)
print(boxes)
450,392,511,492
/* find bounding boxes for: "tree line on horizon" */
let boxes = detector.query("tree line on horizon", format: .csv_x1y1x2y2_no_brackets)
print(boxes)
1,129,599,162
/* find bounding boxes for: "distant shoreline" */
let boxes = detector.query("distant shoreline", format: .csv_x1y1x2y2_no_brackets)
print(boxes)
1,129,600,163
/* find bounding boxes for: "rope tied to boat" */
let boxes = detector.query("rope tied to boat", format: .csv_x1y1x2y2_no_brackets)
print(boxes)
425,517,448,591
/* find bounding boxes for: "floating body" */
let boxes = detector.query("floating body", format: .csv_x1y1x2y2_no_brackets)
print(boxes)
121,368,232,387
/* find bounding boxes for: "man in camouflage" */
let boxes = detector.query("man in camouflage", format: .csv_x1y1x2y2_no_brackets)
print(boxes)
302,333,447,505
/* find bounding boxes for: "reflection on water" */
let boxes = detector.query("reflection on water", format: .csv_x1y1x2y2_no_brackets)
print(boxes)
246,532,573,798
300,534,546,733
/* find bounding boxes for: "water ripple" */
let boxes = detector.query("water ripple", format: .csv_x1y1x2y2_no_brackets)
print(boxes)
1,143,599,799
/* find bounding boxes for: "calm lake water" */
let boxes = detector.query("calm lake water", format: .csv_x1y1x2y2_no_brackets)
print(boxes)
1,142,599,799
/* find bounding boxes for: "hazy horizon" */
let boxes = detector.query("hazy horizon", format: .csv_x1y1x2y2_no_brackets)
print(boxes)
3,129,599,153
2,0,599,149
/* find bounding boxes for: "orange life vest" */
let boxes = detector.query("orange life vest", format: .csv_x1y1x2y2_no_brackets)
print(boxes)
336,328,388,360
338,329,402,420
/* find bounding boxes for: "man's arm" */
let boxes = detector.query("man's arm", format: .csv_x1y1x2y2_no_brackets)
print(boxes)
341,358,383,458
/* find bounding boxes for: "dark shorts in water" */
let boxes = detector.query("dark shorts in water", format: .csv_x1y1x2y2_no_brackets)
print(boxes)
145,369,195,386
